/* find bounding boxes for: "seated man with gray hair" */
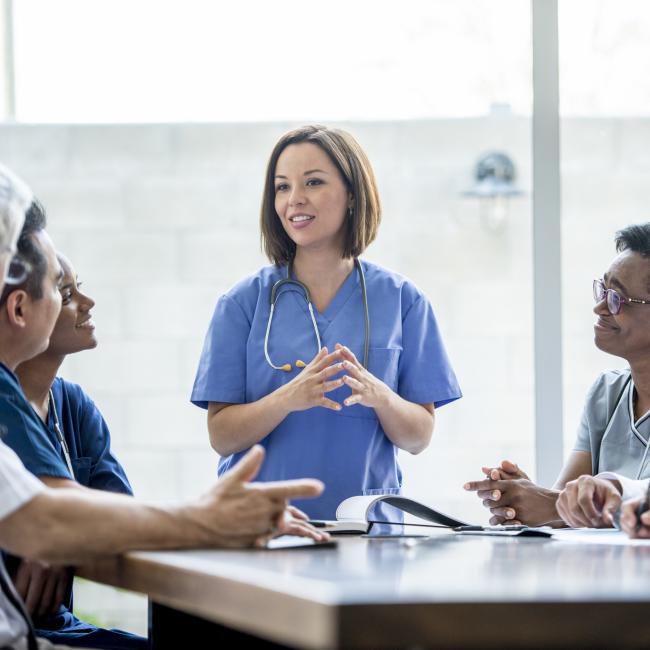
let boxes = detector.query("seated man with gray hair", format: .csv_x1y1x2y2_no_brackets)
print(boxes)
0,163,327,650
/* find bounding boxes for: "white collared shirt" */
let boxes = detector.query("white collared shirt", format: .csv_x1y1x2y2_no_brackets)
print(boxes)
0,438,45,646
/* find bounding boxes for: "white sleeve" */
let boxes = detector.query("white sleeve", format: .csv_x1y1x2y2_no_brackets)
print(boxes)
0,439,44,520
597,471,650,501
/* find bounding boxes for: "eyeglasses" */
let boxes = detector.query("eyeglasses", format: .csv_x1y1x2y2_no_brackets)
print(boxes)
593,278,650,315
1,247,32,286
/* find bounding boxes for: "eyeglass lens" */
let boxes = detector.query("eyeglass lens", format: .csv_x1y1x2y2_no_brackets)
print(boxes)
594,280,622,315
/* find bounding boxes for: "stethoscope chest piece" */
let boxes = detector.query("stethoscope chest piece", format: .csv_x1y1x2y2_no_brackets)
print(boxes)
263,258,370,372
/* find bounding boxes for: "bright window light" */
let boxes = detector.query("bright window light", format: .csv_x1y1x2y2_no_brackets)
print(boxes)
12,0,531,123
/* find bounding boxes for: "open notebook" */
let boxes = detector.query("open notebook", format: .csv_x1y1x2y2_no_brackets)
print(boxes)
308,495,470,534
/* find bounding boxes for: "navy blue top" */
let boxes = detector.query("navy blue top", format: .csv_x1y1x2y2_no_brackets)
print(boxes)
0,364,131,494
0,363,132,635
47,377,132,494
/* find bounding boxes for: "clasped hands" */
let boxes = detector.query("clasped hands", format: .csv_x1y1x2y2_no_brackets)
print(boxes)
9,557,72,620
280,343,389,412
465,460,650,535
463,460,562,527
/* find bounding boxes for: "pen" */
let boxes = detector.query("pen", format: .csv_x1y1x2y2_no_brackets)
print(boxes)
634,482,650,533
454,525,528,532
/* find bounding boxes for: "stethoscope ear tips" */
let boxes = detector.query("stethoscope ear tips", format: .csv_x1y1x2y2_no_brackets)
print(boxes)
295,360,306,368
280,363,293,372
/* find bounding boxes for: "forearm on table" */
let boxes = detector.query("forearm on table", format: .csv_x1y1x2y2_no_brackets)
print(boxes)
208,388,291,456
0,488,209,564
375,392,434,455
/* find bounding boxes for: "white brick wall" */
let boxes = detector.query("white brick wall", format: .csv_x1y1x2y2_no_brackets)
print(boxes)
1,118,646,635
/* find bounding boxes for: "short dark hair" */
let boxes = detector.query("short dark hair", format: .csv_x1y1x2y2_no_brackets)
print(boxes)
615,223,650,258
260,125,382,266
0,199,47,305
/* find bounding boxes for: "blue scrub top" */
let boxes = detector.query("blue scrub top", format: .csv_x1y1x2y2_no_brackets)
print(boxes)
0,365,135,643
191,260,462,519
0,369,132,494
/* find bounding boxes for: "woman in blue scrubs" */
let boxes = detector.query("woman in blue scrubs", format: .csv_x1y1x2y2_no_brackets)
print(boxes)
192,125,461,519
7,254,145,649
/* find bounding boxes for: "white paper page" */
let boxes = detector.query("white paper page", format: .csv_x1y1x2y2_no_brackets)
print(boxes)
552,528,650,545
336,495,380,521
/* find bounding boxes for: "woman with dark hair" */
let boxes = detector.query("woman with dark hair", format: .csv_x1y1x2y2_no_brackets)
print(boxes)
6,253,146,649
466,223,650,529
192,125,461,519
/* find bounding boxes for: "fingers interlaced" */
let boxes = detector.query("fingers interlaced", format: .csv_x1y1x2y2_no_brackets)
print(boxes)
322,378,344,393
343,375,364,391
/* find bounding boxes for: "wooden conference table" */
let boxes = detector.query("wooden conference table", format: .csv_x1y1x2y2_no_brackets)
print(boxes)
79,530,650,649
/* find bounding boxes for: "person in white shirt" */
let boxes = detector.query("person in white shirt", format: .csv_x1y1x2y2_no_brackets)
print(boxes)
0,163,327,650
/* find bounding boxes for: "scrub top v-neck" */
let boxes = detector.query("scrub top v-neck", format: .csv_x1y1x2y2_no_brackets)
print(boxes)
574,369,650,480
192,259,462,519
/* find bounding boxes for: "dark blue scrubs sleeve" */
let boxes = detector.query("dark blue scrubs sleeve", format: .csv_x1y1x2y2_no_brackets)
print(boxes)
77,391,132,495
0,393,73,480
53,379,133,495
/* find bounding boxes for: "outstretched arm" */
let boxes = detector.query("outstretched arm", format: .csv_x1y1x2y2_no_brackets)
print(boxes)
0,446,326,564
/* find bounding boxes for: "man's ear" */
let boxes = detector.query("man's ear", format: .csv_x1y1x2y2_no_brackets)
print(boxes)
4,290,29,329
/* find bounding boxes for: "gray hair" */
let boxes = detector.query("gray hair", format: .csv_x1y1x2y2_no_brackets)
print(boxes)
0,164,32,251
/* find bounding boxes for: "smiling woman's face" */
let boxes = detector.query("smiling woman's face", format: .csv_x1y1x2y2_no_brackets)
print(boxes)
46,254,97,356
273,142,351,255
594,249,650,363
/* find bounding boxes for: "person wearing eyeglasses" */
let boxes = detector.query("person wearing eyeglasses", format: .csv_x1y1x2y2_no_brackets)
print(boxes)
191,125,461,519
0,164,326,650
4,252,144,649
464,223,650,528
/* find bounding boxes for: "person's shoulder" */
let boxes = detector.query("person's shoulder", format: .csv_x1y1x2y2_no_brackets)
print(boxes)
586,368,632,404
0,363,21,397
53,376,90,404
590,368,631,391
0,370,42,435
361,259,426,305
0,366,29,411
222,264,286,311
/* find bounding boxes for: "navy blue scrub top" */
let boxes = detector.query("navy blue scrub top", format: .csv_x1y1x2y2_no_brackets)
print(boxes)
192,260,462,519
0,365,131,494
0,364,133,640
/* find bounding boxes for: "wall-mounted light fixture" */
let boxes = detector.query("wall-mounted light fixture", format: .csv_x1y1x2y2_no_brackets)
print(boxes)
463,151,523,232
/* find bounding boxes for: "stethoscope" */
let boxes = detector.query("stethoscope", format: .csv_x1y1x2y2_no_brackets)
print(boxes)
264,258,370,372
49,388,75,479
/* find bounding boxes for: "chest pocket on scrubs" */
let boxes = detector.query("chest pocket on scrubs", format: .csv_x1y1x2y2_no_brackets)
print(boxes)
338,348,401,420
71,456,91,486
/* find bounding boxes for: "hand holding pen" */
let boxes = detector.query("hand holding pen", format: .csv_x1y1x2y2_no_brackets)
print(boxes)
619,482,650,538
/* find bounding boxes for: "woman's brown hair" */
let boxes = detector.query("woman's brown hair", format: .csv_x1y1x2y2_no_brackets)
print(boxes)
260,125,381,265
